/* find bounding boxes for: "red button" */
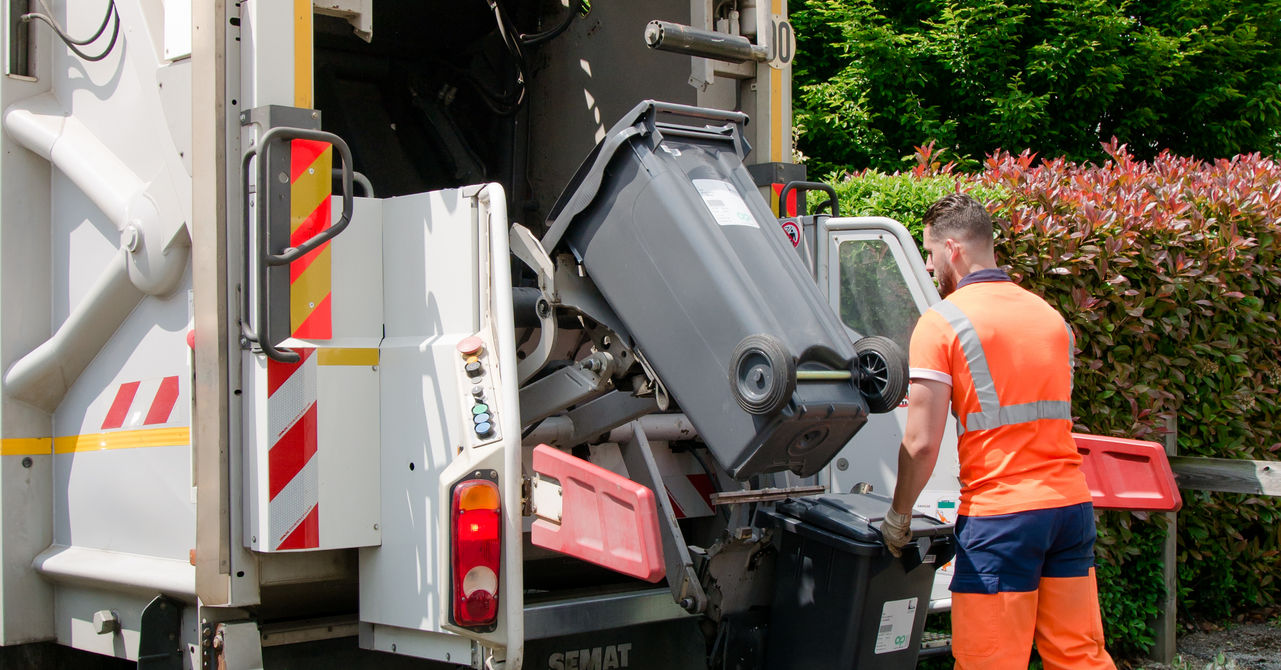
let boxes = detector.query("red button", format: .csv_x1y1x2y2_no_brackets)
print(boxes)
457,336,484,357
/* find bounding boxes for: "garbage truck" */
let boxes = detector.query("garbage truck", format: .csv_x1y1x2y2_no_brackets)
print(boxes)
0,1,1181,668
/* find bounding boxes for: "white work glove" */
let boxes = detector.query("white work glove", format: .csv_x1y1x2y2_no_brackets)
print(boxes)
882,508,912,558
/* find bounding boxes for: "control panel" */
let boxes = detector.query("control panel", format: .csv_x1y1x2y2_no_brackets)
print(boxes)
456,334,501,448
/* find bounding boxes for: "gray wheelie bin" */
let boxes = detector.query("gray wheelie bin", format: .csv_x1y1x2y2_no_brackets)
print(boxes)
541,100,904,479
759,493,955,669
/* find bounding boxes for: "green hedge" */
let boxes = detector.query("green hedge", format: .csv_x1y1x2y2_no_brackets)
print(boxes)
792,0,1281,175
825,143,1281,659
823,144,1009,238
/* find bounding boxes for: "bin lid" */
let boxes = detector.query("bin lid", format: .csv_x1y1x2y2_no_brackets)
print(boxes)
775,493,953,545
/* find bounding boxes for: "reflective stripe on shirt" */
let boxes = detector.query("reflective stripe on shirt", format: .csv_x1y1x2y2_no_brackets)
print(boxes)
931,299,1073,436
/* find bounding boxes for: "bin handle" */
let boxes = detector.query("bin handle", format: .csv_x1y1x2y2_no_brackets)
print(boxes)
641,101,750,158
643,101,749,128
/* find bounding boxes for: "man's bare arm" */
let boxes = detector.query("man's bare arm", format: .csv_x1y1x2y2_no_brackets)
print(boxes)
890,379,951,515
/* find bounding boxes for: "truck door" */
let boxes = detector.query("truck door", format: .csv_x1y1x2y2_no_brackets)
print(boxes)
818,216,962,606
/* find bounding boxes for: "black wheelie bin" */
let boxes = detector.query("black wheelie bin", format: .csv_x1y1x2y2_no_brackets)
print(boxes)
759,493,955,669
540,100,906,479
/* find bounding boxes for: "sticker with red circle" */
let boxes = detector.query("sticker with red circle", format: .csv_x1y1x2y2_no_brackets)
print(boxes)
781,220,801,247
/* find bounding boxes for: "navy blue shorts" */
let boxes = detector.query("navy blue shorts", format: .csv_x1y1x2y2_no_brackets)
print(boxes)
950,502,1097,594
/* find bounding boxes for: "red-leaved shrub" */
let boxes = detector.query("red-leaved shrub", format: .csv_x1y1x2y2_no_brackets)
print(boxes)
842,141,1281,655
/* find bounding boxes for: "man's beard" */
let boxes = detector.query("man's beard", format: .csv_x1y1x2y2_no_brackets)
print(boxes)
936,263,957,297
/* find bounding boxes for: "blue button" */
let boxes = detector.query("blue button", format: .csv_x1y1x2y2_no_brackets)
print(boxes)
474,422,493,437
473,412,491,424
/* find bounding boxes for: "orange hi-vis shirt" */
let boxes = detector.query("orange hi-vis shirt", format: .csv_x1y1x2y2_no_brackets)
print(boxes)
909,277,1092,517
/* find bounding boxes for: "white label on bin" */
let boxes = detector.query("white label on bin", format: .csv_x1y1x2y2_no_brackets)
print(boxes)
874,597,917,654
693,179,759,228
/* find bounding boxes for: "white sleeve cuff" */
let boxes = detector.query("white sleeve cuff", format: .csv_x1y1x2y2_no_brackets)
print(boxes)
909,368,952,386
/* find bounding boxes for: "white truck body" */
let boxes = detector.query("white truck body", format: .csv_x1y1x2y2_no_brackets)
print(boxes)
0,2,960,668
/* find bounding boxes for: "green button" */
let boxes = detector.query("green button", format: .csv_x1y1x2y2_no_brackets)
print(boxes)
472,403,489,415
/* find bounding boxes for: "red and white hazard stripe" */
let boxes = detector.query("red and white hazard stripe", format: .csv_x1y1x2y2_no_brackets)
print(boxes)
101,376,181,430
267,349,320,550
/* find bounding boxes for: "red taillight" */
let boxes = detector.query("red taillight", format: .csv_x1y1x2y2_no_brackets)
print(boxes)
451,476,501,630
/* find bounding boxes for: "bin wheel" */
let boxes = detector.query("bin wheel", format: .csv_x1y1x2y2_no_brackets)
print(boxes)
730,334,796,415
852,335,908,414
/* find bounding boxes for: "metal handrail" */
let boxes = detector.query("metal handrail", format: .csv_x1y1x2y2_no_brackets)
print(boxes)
777,180,838,219
241,127,354,363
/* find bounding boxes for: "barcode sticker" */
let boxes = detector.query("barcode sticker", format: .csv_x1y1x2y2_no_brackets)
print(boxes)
692,179,758,228
874,597,917,654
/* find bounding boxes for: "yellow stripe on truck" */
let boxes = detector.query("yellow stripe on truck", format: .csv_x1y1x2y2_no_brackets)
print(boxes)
771,0,784,163
52,427,191,454
294,0,313,108
0,437,52,456
317,348,380,366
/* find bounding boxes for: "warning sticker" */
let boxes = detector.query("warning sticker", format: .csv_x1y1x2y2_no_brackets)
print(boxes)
693,179,758,228
874,597,917,654
781,220,801,247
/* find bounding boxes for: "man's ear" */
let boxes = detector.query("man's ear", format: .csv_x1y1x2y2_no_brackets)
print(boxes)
944,237,961,262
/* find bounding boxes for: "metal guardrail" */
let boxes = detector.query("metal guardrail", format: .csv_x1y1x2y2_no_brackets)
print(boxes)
1169,456,1281,496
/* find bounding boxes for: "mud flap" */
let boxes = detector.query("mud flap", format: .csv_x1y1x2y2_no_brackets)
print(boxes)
137,595,183,670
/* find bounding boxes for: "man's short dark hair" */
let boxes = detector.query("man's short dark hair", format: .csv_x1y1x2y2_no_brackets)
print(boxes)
922,193,993,246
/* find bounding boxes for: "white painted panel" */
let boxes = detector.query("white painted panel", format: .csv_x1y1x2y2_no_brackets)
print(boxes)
316,361,380,547
329,197,384,339
53,446,195,561
243,198,384,551
243,355,269,549
60,267,194,437
240,0,296,109
164,0,193,61
359,189,480,655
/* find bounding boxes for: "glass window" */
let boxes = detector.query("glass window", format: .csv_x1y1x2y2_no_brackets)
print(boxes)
838,239,920,352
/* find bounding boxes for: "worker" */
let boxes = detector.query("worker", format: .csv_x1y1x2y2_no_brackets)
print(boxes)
881,193,1115,669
